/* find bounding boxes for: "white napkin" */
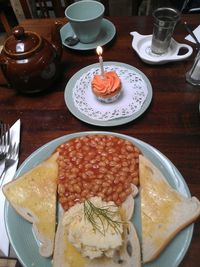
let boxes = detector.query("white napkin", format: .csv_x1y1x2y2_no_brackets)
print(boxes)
185,25,200,43
0,119,21,256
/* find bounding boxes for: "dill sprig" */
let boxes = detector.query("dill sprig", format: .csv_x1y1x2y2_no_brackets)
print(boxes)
83,199,124,236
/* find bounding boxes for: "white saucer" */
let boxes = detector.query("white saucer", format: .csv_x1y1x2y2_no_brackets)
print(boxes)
130,31,193,65
60,19,116,51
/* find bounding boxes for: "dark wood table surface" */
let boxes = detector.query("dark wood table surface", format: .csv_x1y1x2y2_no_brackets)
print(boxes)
0,15,200,267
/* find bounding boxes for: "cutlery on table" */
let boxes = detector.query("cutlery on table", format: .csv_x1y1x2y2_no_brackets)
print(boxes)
0,119,20,256
0,122,10,162
0,143,19,186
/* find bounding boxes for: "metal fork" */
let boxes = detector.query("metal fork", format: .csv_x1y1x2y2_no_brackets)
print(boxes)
0,143,19,186
0,122,10,161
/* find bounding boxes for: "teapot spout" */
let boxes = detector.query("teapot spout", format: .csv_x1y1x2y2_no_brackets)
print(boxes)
51,21,63,59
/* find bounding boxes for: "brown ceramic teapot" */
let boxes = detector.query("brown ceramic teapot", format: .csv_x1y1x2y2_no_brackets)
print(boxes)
0,25,62,94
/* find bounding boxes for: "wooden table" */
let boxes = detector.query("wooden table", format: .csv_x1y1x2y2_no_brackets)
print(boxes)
0,15,200,267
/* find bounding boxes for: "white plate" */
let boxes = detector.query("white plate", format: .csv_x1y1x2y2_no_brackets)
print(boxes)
60,19,116,51
131,31,193,64
64,62,153,126
5,132,193,267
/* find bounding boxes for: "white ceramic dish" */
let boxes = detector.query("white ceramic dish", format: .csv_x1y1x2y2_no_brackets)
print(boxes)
60,19,116,51
131,31,193,65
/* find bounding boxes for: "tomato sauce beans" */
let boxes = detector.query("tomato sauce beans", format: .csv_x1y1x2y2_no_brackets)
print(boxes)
56,135,141,210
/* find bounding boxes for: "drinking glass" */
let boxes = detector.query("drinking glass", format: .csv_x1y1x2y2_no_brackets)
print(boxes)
151,7,180,55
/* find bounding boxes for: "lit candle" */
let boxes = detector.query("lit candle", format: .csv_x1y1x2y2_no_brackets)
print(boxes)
96,46,104,77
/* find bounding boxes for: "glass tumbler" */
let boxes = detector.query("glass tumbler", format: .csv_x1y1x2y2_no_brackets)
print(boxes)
151,7,180,55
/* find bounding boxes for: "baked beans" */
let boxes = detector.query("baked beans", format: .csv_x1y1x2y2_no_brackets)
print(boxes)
56,135,141,210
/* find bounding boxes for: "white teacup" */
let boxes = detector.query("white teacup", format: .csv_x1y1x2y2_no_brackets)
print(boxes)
65,0,105,44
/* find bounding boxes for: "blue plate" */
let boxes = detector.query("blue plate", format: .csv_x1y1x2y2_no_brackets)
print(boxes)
5,132,193,267
60,18,116,51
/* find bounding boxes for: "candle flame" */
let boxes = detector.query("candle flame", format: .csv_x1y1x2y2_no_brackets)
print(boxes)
96,46,103,56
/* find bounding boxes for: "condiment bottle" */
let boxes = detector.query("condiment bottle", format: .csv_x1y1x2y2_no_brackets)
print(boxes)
186,50,200,86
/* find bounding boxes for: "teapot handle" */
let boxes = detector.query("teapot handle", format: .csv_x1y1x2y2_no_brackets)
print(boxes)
51,20,63,59
0,54,10,87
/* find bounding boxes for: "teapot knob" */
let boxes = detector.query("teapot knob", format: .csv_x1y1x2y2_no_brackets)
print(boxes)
13,26,25,40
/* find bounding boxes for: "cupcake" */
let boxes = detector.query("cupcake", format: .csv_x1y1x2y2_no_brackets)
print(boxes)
91,71,121,103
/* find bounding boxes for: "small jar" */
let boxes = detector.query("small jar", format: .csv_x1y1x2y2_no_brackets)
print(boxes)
186,50,200,86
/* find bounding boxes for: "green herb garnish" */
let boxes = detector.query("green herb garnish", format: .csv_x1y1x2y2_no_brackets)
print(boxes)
83,199,125,236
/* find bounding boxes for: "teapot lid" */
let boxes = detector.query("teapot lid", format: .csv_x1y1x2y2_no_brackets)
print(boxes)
3,26,42,59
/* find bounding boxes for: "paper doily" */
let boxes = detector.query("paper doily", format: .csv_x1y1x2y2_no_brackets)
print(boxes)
72,65,148,121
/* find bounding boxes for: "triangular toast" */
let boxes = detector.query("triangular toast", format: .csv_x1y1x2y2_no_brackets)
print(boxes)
3,152,58,257
139,155,200,263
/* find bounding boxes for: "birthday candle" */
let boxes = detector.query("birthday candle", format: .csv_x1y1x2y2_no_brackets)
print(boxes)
96,46,104,77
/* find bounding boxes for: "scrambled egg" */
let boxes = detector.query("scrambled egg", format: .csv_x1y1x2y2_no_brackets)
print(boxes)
62,197,123,259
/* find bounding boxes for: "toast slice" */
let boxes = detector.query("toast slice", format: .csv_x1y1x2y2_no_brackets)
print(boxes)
3,152,59,257
139,155,200,263
53,197,141,267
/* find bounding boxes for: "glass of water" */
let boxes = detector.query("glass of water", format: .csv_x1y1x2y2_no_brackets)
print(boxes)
151,7,180,55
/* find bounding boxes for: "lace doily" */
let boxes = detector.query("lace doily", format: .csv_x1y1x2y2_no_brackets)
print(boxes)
72,65,149,121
